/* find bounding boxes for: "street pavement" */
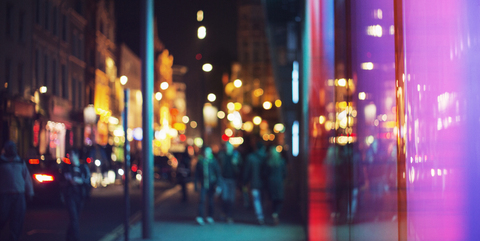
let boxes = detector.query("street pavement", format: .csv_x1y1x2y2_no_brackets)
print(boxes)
104,183,306,241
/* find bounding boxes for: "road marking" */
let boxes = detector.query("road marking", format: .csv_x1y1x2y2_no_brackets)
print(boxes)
98,185,181,241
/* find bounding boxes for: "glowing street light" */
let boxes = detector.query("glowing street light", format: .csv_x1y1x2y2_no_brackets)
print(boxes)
233,79,242,88
253,116,262,125
182,116,189,123
202,63,212,72
155,92,163,101
160,82,169,90
120,75,128,85
198,26,206,39
197,10,204,22
263,101,272,110
39,86,47,93
207,93,216,102
217,111,225,119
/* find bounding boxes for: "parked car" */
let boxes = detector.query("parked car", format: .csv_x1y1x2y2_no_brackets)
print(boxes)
26,157,63,204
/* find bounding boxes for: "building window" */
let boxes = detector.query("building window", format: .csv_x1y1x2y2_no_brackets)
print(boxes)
72,32,77,57
53,6,58,36
72,78,77,108
6,3,13,36
61,64,67,99
79,37,84,61
36,0,41,24
35,50,40,88
17,63,24,94
62,14,67,41
19,11,25,42
5,59,11,90
44,1,49,30
52,59,57,96
44,55,48,90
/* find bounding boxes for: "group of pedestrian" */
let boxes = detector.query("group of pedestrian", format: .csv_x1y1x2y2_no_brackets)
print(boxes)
0,140,91,241
193,140,287,226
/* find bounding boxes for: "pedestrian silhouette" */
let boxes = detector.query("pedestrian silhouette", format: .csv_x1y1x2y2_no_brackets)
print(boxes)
217,141,241,223
194,146,222,225
265,145,287,225
0,141,34,241
61,149,91,241
243,140,267,225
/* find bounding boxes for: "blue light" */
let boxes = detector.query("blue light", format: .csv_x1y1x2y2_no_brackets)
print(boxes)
292,121,299,157
133,127,143,141
292,61,299,104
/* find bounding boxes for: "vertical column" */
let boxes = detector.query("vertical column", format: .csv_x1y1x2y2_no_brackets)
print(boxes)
123,89,130,241
140,0,154,238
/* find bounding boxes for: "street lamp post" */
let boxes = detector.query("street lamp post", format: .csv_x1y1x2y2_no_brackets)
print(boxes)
140,0,154,238
122,88,130,241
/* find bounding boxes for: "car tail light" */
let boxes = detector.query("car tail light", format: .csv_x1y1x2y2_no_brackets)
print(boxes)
29,159,40,164
33,174,54,183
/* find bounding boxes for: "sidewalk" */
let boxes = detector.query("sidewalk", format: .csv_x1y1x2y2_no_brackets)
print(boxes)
105,183,306,241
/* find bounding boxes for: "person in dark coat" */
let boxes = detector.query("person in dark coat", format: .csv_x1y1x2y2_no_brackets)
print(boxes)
217,141,241,223
265,145,287,225
176,148,191,202
61,149,91,241
243,141,267,225
0,141,34,241
194,146,222,225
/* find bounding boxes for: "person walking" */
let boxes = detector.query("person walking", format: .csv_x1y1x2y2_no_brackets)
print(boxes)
243,141,267,225
0,141,34,241
176,148,191,202
265,145,287,225
61,149,91,241
194,146,222,225
217,142,241,223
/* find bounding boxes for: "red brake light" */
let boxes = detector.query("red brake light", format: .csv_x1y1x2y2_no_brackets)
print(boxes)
34,174,54,183
29,159,40,164
63,158,71,165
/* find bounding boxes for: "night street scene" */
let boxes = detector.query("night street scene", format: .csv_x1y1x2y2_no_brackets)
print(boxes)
1,0,480,241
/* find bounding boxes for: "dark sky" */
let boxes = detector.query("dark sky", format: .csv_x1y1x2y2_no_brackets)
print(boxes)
115,0,238,80
115,0,238,125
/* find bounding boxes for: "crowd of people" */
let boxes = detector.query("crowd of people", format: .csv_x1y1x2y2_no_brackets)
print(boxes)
0,137,287,240
191,139,287,226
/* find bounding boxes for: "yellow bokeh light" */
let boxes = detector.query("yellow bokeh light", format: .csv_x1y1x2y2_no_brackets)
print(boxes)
275,99,282,107
233,79,242,88
190,121,198,128
263,101,272,110
253,116,262,125
234,102,242,111
198,26,206,39
217,111,225,119
243,121,254,132
262,134,269,141
225,128,233,137
253,88,264,97
227,102,235,111
276,145,283,153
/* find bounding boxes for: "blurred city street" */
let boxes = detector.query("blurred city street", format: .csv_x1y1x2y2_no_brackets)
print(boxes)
0,181,174,241
109,183,305,241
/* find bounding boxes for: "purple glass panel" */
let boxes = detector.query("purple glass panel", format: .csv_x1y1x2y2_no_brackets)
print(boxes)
351,0,398,239
401,0,480,240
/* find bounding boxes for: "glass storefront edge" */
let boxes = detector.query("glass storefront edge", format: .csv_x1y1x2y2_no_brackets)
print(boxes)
299,0,480,240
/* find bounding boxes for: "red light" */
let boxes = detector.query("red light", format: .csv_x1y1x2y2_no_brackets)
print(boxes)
29,159,40,164
179,134,186,142
86,157,92,163
222,134,230,142
34,174,54,183
63,158,71,165
196,53,202,60
131,164,138,172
